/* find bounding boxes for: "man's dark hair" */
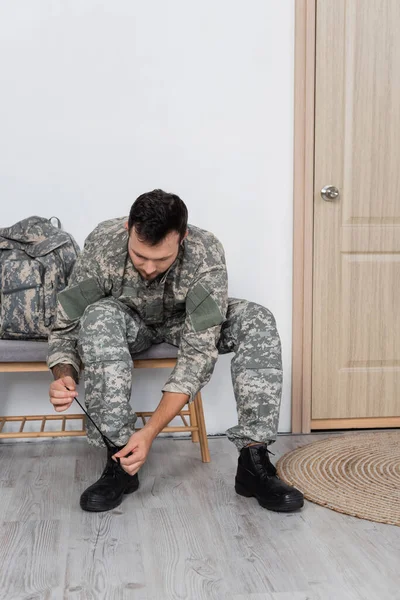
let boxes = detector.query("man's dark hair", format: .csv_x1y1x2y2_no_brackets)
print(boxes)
128,189,188,245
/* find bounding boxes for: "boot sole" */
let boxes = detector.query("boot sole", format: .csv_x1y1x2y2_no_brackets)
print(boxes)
80,481,139,512
235,481,304,512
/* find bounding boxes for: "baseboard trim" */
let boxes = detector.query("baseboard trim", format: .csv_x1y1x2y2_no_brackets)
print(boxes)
311,417,400,430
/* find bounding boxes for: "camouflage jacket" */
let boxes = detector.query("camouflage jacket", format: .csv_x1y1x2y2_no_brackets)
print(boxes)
47,217,228,399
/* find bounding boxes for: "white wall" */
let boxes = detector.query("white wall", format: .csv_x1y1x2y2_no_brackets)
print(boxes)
0,0,295,437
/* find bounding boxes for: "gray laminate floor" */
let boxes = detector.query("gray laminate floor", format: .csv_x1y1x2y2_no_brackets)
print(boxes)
0,433,399,600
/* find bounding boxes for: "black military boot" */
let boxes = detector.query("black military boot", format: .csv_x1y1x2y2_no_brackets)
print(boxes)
235,443,304,512
80,447,139,512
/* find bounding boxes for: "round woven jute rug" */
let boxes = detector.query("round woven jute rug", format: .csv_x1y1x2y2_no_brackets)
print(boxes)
276,431,400,526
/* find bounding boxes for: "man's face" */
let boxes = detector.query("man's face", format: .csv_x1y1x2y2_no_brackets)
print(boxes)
127,226,182,281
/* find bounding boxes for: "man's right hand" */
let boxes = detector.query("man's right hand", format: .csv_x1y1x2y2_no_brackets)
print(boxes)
49,376,78,412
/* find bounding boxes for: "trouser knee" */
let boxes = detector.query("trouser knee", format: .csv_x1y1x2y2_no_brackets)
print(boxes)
234,301,282,371
78,298,133,364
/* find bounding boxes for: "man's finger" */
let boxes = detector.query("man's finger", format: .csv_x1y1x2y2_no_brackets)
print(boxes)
120,452,144,467
54,404,71,412
51,395,74,405
63,384,77,396
121,459,143,475
50,395,73,407
62,376,76,388
50,389,77,399
114,442,138,458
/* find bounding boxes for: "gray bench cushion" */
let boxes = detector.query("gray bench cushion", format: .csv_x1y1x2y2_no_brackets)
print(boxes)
0,340,178,363
0,340,49,362
132,343,178,360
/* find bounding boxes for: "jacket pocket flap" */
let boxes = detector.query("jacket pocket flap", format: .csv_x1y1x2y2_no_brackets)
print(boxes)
58,278,104,320
186,282,224,332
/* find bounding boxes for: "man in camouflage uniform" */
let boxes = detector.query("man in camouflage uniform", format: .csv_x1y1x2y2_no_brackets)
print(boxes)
49,190,303,513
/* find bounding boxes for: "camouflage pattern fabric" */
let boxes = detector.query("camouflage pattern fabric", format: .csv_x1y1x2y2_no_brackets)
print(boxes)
77,298,159,446
77,297,282,451
48,218,282,451
217,299,283,450
48,218,228,401
0,216,79,339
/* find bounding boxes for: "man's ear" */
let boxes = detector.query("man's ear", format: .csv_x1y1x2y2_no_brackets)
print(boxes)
181,229,188,245
124,221,129,231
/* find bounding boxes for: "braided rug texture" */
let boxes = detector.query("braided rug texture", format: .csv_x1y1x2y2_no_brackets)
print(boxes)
276,431,400,526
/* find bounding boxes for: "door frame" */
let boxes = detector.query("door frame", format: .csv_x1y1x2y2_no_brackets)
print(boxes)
291,0,400,433
291,0,316,434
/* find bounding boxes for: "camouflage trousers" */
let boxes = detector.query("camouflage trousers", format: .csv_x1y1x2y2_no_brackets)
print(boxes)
77,297,283,451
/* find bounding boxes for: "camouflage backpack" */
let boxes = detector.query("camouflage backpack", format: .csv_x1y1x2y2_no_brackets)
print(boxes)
0,216,80,339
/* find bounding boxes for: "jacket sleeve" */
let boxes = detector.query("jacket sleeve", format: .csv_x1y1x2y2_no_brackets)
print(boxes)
47,232,108,375
162,245,228,401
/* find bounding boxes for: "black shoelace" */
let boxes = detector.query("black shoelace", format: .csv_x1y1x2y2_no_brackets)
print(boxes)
257,446,278,479
73,395,119,452
66,387,121,461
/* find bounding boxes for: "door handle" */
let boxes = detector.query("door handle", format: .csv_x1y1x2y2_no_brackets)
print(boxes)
321,185,340,201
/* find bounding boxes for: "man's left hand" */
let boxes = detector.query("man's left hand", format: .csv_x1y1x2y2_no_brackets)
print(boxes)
113,429,154,476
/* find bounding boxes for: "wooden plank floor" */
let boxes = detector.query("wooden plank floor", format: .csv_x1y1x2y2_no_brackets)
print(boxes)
0,433,399,600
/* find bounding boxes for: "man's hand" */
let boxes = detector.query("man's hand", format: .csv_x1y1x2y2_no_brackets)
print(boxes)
113,429,154,476
113,391,190,476
49,376,77,412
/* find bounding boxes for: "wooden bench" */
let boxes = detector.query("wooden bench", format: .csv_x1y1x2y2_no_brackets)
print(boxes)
0,340,210,462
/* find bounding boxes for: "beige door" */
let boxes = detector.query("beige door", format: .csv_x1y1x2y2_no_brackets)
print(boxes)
312,0,400,428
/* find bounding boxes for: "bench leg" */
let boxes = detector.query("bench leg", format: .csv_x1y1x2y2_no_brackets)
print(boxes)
194,392,210,463
189,401,199,443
